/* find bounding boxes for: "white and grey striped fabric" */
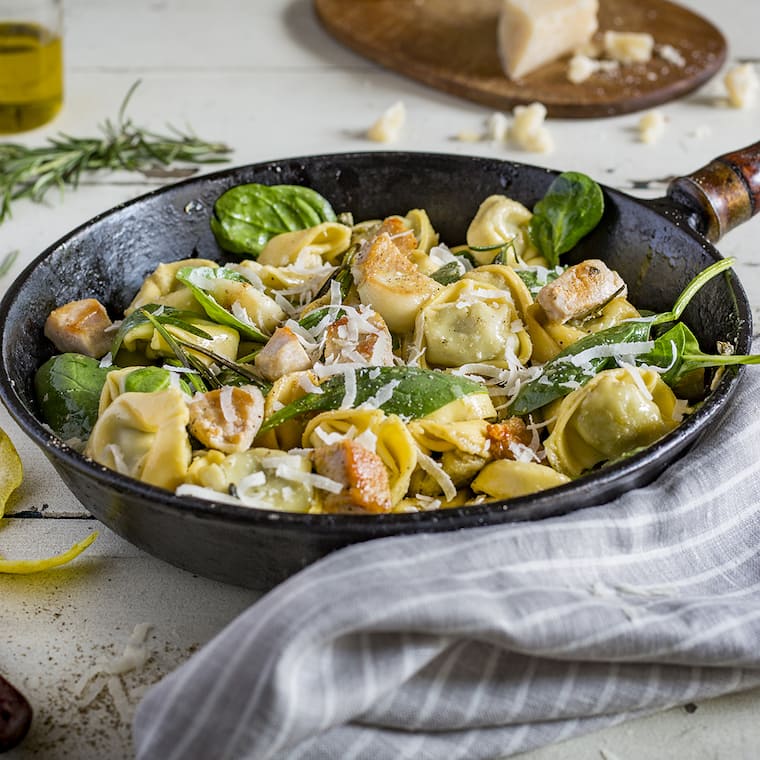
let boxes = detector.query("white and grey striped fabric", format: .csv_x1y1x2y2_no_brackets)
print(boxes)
133,362,760,760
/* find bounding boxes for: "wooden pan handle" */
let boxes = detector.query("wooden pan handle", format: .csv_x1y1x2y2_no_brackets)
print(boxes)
666,141,760,243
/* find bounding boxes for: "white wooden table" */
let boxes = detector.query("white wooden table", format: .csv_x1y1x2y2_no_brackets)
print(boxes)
1,1,759,757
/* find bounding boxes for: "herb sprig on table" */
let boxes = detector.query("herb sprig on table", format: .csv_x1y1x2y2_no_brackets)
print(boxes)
0,81,232,224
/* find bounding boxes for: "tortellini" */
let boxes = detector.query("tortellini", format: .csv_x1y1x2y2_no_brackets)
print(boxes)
544,367,681,478
466,195,546,266
414,278,532,368
126,258,217,315
184,448,313,513
85,387,191,490
257,221,351,268
118,314,240,365
472,460,571,499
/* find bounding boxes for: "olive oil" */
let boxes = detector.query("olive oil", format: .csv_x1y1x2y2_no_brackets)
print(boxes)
0,21,62,133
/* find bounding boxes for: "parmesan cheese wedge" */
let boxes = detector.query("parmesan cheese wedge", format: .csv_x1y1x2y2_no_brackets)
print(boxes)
498,0,599,80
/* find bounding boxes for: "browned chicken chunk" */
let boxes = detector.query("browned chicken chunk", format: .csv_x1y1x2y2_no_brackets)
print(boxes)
376,216,417,256
536,259,627,324
254,326,313,382
323,311,394,366
487,418,534,460
187,385,265,453
43,298,113,358
312,439,393,514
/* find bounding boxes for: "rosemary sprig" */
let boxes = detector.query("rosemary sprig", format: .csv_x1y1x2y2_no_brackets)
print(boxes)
0,80,232,224
0,249,18,278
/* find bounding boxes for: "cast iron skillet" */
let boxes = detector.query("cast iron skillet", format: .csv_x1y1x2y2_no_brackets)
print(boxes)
1,146,759,589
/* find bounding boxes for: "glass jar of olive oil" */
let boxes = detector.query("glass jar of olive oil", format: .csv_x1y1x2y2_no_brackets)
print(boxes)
0,0,63,133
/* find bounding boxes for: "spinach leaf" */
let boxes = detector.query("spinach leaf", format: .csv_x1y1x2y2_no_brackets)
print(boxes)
640,322,760,387
528,172,604,266
514,266,564,297
34,353,112,441
430,261,463,285
509,320,653,415
175,266,270,342
211,183,337,258
260,366,487,433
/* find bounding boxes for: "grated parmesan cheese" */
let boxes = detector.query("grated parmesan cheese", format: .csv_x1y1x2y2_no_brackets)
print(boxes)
75,623,153,722
219,385,235,423
620,362,653,401
360,379,402,410
416,449,457,501
341,366,357,409
275,464,344,494
557,340,655,370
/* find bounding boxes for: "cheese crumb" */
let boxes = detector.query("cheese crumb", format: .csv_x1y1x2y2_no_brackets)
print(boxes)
485,111,510,142
367,101,406,143
656,43,685,68
567,54,619,83
455,129,483,143
603,31,654,64
567,54,596,84
724,63,759,108
510,102,554,153
638,109,666,144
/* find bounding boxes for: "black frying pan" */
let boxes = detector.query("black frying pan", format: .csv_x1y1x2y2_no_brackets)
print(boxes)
1,146,758,589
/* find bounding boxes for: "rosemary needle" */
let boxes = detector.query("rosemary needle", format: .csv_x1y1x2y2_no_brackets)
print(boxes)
0,80,232,224
0,249,18,278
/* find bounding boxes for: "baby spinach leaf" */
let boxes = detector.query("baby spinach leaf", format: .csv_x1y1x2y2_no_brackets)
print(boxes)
430,261,463,285
260,366,487,433
211,183,337,257
640,322,760,387
513,266,564,297
175,266,270,342
528,172,604,267
34,353,113,441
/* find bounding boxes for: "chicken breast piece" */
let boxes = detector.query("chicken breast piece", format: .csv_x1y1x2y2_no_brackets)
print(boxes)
312,439,393,514
323,311,394,367
43,298,113,358
536,259,626,324
376,216,417,256
254,326,313,382
188,385,265,453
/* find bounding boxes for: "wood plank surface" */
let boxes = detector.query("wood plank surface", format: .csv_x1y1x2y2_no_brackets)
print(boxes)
314,0,727,117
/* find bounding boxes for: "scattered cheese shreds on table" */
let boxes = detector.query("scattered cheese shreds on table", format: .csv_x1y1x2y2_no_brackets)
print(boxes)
0,424,98,573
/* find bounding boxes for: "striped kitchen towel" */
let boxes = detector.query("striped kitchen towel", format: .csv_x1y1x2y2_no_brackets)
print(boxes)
133,361,760,760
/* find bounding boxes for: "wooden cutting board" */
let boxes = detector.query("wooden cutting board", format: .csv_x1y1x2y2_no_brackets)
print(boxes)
313,0,727,118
